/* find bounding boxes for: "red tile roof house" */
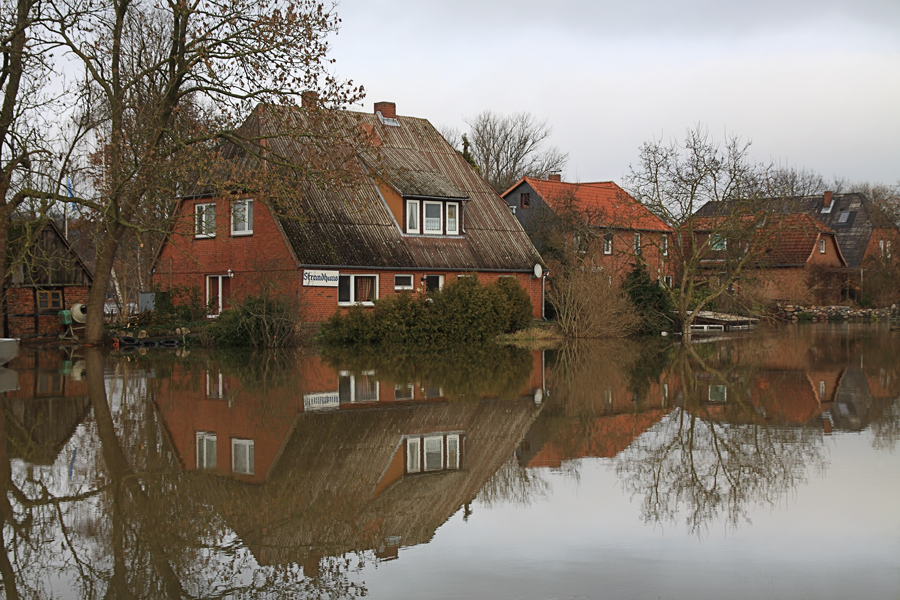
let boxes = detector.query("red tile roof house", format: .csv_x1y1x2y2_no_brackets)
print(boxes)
690,213,847,305
501,176,675,284
151,101,547,323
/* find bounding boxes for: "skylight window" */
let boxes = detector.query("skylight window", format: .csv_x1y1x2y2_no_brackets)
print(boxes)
838,211,850,224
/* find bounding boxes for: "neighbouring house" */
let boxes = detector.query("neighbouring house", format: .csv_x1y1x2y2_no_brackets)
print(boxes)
690,213,846,304
696,192,900,301
501,176,674,284
151,100,547,322
5,221,93,338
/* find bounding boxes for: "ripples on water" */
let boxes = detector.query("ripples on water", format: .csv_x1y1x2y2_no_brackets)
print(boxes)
3,324,899,599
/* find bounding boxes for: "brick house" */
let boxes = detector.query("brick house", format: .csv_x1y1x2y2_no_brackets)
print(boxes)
690,213,846,304
5,221,92,338
152,101,546,321
501,176,674,284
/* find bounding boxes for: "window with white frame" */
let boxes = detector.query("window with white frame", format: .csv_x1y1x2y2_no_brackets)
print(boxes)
603,232,613,255
633,232,641,255
447,435,460,470
338,370,379,403
407,437,421,473
195,203,216,238
819,380,826,399
338,274,378,305
196,432,217,469
888,241,893,258
406,200,420,234
232,439,254,475
231,199,253,235
446,202,459,235
395,274,414,290
709,385,727,403
820,239,826,254
710,235,727,251
662,234,668,256
395,383,415,400
424,436,443,471
879,240,884,256
664,275,673,287
404,433,463,474
423,201,443,234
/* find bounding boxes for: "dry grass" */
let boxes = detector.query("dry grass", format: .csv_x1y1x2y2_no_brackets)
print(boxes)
495,322,564,349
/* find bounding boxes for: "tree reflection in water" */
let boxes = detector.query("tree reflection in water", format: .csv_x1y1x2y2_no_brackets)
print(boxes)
615,342,827,535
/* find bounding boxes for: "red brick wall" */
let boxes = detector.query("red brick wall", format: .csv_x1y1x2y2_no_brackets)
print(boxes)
154,198,545,322
5,285,91,338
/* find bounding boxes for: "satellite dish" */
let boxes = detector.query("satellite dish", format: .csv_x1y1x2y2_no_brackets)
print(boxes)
533,264,543,278
71,303,87,324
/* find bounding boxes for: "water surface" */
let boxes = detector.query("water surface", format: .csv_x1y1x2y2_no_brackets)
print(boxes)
4,324,899,599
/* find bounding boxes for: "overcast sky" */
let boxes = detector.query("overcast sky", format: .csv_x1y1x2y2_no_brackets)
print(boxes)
327,0,900,187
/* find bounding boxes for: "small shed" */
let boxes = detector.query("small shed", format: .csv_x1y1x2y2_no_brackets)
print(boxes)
5,221,93,338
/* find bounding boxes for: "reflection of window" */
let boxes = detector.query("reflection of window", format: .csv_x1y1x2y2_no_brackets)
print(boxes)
206,371,229,399
405,433,463,474
197,432,217,469
338,371,379,403
37,372,63,395
604,389,613,404
232,439,254,475
407,438,421,473
338,274,378,305
819,380,826,399
394,383,415,400
231,199,253,235
708,385,727,403
37,290,63,310
395,274,414,290
195,203,216,237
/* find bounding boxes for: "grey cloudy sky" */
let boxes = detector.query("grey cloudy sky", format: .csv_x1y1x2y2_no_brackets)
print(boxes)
328,0,900,186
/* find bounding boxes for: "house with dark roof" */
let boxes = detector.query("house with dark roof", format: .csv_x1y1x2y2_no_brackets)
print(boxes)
695,192,900,299
5,221,93,338
152,100,546,322
690,213,846,304
501,176,674,283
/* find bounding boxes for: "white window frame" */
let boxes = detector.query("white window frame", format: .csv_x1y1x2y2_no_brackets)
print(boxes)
447,434,460,470
195,202,216,238
446,202,459,235
888,241,892,259
423,201,443,235
338,274,379,306
407,437,421,473
206,370,226,398
819,380,826,399
406,199,420,234
664,275,673,287
423,435,444,472
395,383,415,400
820,239,826,254
232,438,254,475
231,199,253,236
206,274,228,316
603,233,613,255
662,234,668,257
710,235,727,252
394,274,414,291
196,432,217,469
633,232,641,255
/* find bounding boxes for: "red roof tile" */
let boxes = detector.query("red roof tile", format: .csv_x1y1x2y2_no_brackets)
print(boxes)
514,178,673,233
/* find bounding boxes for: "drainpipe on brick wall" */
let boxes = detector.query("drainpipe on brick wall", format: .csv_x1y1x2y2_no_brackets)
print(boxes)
541,272,548,320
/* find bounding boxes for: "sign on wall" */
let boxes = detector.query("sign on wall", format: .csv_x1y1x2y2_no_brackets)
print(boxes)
302,269,339,287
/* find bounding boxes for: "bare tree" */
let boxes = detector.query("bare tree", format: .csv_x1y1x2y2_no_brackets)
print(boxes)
626,126,777,340
462,110,568,194
42,0,366,343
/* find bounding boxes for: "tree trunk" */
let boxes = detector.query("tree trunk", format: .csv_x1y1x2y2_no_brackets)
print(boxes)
85,225,125,344
0,209,12,338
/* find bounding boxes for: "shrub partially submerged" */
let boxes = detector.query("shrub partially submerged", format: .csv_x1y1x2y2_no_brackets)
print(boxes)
206,293,304,348
319,276,533,346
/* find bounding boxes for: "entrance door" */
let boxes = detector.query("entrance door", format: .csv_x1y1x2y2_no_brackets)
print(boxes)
424,274,444,293
206,275,231,316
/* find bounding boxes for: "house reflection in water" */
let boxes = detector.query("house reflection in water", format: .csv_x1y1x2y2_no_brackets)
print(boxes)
151,349,546,572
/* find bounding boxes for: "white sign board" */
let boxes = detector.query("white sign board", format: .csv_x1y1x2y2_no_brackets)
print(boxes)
302,269,340,287
303,392,340,412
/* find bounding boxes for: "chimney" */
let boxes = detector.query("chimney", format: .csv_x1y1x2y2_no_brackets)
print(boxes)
374,101,396,119
548,173,562,183
301,91,317,109
823,190,833,208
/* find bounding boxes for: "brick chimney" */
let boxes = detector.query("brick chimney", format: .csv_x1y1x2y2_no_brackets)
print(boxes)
547,173,562,182
301,90,317,109
823,190,833,209
374,101,396,119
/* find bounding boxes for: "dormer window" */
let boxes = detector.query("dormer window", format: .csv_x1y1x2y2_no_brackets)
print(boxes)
405,199,462,236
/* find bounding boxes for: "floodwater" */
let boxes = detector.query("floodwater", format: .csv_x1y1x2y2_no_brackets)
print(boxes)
4,323,900,600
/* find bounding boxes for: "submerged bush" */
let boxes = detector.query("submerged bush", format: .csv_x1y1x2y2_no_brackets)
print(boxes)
206,293,304,348
623,265,675,334
319,276,533,346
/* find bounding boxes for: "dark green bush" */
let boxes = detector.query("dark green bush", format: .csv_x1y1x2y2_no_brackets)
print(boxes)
623,265,675,334
206,293,303,348
319,276,533,347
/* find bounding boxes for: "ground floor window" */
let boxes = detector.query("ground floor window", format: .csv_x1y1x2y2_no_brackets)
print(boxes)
206,274,231,316
196,432,217,469
339,274,378,305
395,274,414,290
232,438,254,475
37,289,63,311
424,274,444,293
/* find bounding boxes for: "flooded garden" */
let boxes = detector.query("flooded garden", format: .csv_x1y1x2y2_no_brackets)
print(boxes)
4,323,900,599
